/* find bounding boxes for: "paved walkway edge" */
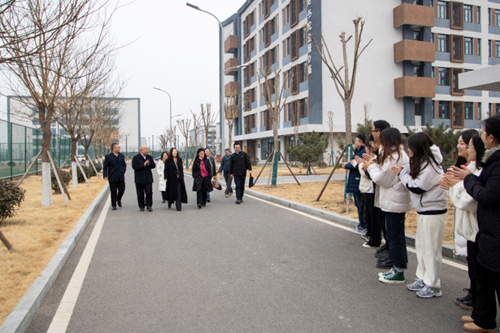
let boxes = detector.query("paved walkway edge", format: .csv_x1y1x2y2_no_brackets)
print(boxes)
244,188,462,262
0,183,110,333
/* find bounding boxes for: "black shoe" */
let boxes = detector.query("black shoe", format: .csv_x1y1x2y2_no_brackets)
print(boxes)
112,206,117,211
375,249,390,259
376,244,388,253
201,204,206,207
198,204,202,209
117,201,122,208
206,198,210,203
147,207,153,212
168,203,171,209
376,258,394,268
456,289,471,305
140,207,145,212
236,200,241,204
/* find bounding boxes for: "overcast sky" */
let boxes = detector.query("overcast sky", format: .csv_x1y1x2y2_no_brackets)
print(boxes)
110,0,241,145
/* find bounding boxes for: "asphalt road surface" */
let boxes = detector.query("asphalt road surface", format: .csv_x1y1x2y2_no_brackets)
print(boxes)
25,169,495,333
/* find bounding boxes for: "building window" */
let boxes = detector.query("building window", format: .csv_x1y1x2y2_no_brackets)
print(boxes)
438,67,449,85
438,34,449,52
465,102,474,120
283,5,290,25
489,103,493,117
299,98,307,118
496,9,500,26
430,66,435,78
437,1,448,19
299,62,306,83
476,39,481,56
464,37,473,55
283,37,290,57
439,101,450,119
478,103,482,120
496,41,500,58
496,104,500,116
476,7,481,24
464,5,473,23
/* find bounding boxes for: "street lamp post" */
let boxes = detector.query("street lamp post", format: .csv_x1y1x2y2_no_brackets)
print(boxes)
186,2,224,153
153,87,173,133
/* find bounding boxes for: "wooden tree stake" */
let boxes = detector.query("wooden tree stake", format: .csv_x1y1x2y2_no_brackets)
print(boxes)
47,151,70,207
316,147,346,201
0,231,13,250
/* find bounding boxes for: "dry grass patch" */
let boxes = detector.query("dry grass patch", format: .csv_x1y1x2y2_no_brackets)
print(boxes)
251,180,455,246
0,174,106,325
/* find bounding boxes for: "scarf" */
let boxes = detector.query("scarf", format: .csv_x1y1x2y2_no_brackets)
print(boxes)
200,158,208,178
482,144,500,164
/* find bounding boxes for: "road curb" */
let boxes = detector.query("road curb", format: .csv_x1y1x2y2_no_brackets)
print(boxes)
0,183,110,333
244,187,462,262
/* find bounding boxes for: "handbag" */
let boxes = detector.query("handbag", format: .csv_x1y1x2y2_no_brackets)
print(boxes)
212,178,222,190
249,175,255,188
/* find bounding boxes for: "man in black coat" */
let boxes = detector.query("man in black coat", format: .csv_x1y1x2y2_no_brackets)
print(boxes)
132,145,156,212
230,142,252,204
103,143,127,211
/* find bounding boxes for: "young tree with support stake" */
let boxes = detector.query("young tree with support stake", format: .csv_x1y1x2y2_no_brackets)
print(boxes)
253,68,300,188
200,103,217,149
177,118,192,168
225,93,240,149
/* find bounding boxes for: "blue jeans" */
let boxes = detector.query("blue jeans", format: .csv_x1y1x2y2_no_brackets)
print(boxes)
352,193,366,229
385,212,408,270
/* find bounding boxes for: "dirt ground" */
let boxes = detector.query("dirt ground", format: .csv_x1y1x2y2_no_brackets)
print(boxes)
0,174,106,325
251,180,455,246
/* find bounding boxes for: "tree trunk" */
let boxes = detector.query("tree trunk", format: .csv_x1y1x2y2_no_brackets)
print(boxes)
271,124,279,186
344,98,352,145
41,120,53,206
228,123,233,149
71,139,78,188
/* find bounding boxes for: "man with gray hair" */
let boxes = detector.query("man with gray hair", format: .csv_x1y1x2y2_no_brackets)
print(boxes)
132,145,156,212
103,143,127,211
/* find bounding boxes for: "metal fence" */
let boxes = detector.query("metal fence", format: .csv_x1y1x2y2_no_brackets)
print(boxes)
0,120,73,179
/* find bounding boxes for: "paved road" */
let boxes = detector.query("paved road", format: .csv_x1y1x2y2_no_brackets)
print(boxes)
25,169,494,333
253,173,344,185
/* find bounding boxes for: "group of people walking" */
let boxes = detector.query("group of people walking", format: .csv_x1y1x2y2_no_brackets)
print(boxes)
342,115,500,333
102,142,253,212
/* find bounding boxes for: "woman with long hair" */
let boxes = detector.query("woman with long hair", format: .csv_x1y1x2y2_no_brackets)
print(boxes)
440,134,486,310
164,148,187,211
157,152,168,203
192,148,213,208
366,127,412,284
392,132,447,298
448,115,500,333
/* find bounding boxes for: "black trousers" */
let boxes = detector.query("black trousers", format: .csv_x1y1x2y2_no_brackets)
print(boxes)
234,175,246,200
135,183,153,208
168,182,183,211
224,173,233,195
109,181,125,208
363,193,381,246
161,191,167,201
471,260,500,329
467,241,478,306
197,190,207,206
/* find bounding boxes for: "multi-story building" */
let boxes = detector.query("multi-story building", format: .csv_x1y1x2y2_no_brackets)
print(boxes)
219,0,500,161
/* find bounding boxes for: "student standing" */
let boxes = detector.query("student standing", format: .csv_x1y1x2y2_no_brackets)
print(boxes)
449,115,500,333
342,134,367,234
192,148,213,208
132,146,156,212
103,143,126,211
367,128,411,284
230,142,252,204
157,152,168,203
164,148,187,211
392,133,447,298
219,148,233,197
205,148,216,202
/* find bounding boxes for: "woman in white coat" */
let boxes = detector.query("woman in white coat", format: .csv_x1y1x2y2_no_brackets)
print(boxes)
366,128,412,285
157,152,168,203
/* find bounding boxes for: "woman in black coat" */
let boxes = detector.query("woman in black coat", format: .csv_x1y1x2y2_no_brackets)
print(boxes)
164,148,187,211
449,115,500,333
192,148,213,208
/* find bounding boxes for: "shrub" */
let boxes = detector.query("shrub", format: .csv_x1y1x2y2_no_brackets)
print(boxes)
251,156,259,166
94,162,102,173
0,179,26,223
75,165,92,183
51,169,71,193
87,164,96,178
6,161,16,167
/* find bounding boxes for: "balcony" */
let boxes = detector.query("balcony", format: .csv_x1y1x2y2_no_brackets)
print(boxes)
225,81,239,96
224,35,238,54
394,76,435,98
394,40,435,63
393,3,434,28
224,58,239,75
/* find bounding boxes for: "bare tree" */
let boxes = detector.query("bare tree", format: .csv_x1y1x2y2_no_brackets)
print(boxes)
254,68,299,188
312,17,372,145
191,109,202,148
157,134,168,152
0,0,114,205
177,118,192,164
224,93,240,149
200,103,217,148
327,111,334,166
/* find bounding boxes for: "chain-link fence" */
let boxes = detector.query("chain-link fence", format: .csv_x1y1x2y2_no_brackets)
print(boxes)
0,120,72,179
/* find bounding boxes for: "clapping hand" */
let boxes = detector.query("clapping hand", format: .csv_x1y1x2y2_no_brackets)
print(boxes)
447,165,471,181
391,165,402,175
438,173,458,190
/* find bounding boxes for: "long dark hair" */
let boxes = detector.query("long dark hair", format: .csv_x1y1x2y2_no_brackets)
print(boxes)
195,148,205,161
455,129,478,167
379,128,403,165
408,132,441,179
160,151,168,161
168,147,178,159
470,134,486,168
483,115,500,142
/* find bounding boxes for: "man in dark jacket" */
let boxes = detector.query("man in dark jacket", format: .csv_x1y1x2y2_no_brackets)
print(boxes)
103,143,126,211
218,148,233,197
342,134,366,233
132,145,156,212
230,142,252,204
205,148,216,202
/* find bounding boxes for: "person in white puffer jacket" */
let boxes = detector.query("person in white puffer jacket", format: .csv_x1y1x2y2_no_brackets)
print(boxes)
393,133,447,299
440,133,485,311
367,128,411,285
